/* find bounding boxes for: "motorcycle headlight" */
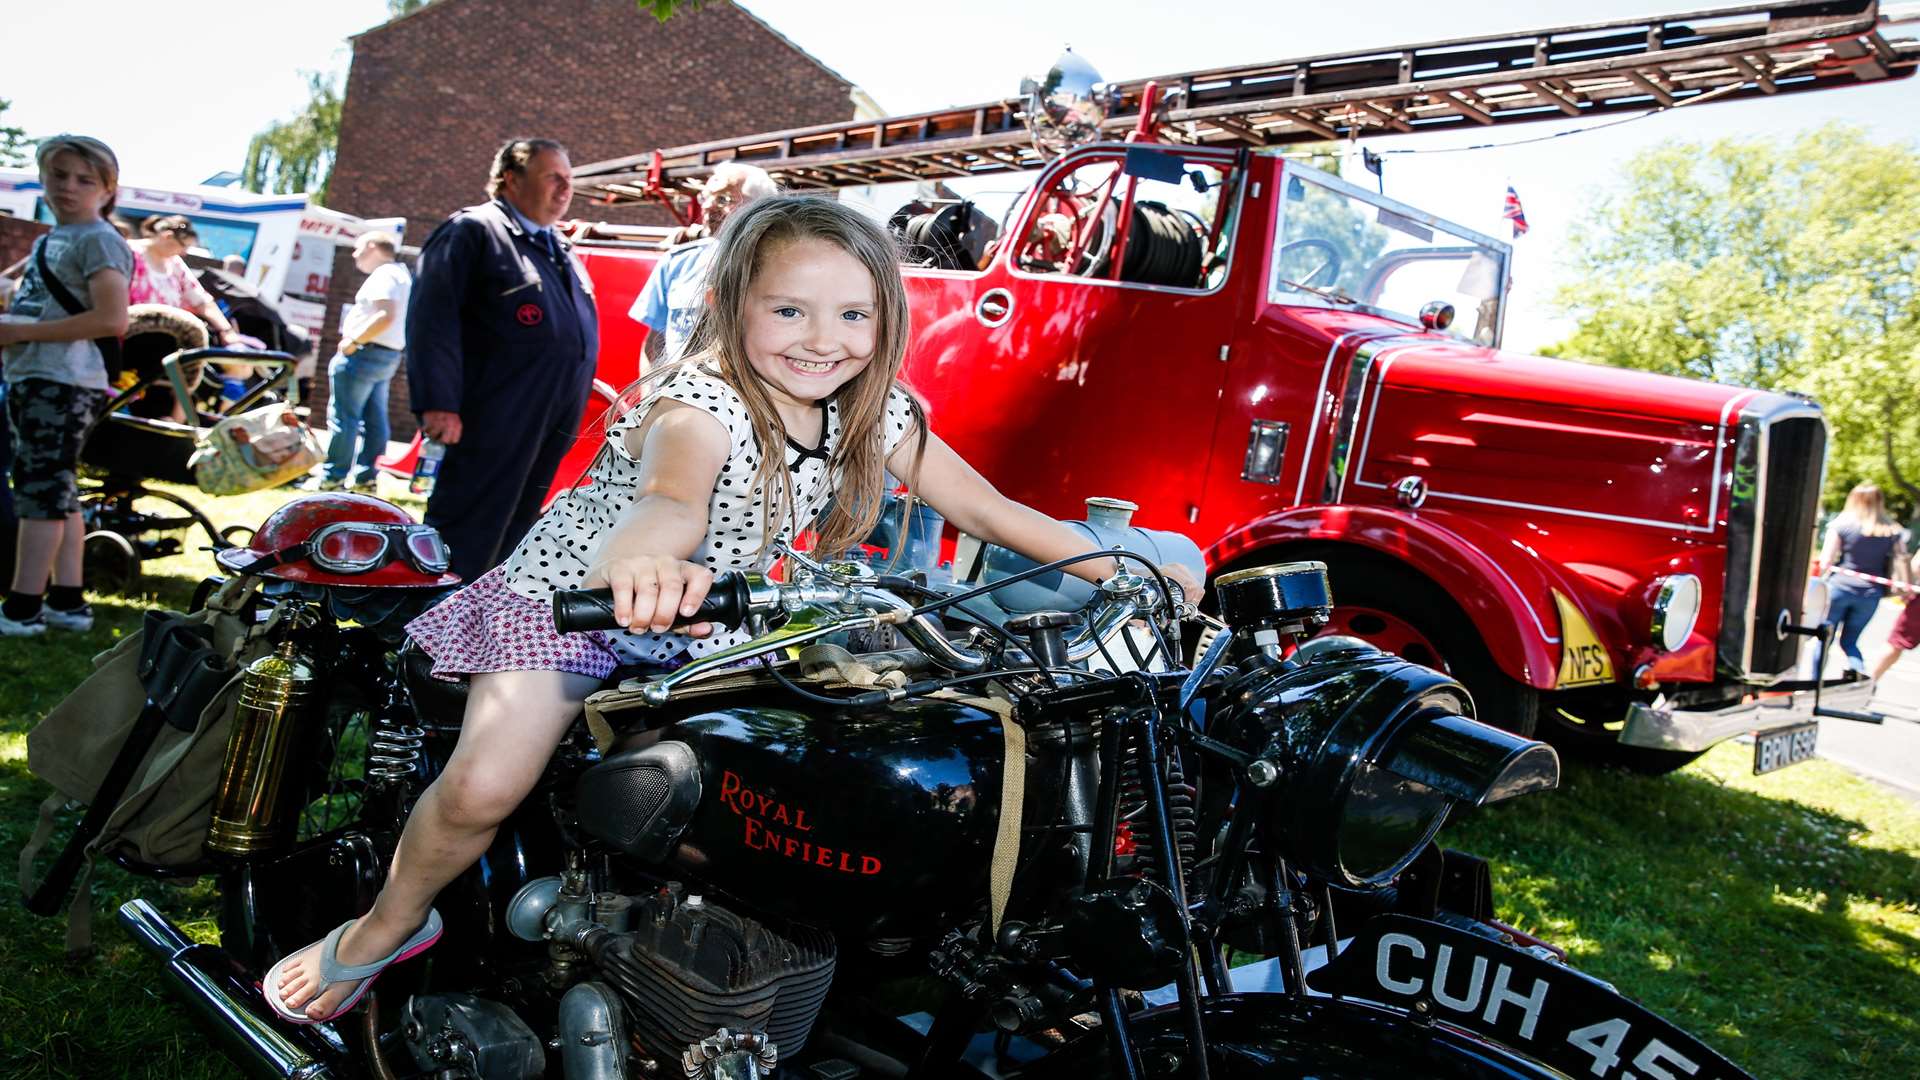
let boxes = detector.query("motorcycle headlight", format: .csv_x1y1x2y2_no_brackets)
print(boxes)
1221,635,1559,888
1214,561,1333,646
1648,574,1702,652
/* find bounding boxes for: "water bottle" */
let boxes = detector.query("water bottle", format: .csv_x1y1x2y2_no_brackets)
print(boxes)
220,376,248,406
410,438,446,497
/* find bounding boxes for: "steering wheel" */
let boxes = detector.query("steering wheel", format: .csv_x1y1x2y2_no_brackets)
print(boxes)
1016,188,1091,271
1016,164,1128,276
1276,238,1343,289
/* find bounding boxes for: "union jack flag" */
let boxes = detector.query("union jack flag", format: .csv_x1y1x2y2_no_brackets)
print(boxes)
1502,186,1530,238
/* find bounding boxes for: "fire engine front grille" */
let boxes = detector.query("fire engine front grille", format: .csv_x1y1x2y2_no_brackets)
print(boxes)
1719,404,1826,681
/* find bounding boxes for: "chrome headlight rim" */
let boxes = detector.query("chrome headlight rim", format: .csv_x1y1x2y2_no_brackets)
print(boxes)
1649,573,1703,653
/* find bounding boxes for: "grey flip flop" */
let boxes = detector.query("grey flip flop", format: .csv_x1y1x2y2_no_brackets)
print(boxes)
262,908,443,1025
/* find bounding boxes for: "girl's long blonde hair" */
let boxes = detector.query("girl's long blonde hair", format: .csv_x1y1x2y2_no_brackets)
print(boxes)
613,195,924,557
1839,482,1900,538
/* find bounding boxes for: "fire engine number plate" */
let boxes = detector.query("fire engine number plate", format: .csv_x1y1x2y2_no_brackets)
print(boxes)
1753,721,1818,775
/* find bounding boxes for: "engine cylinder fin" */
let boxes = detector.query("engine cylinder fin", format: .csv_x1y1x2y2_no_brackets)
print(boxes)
577,896,836,1062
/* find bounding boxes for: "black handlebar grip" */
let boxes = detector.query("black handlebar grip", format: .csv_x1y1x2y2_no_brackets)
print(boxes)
551,571,750,634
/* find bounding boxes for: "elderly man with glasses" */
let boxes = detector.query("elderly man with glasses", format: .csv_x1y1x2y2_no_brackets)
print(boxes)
627,162,778,370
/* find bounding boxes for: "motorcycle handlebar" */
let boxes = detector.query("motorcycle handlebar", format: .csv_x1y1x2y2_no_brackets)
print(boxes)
551,571,752,634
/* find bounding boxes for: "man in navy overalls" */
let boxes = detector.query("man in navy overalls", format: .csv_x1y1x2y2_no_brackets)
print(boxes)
405,138,600,582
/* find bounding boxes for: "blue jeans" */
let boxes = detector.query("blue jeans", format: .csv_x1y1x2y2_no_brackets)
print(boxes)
323,345,402,483
1820,586,1883,673
0,381,16,569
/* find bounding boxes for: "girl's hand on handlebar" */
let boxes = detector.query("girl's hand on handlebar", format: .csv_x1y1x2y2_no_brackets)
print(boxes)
584,555,716,636
1161,563,1205,606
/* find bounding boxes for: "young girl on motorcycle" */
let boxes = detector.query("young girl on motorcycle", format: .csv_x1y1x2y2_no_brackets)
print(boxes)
268,194,1202,1023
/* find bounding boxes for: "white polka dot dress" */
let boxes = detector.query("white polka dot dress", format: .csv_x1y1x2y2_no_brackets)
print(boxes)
498,366,921,667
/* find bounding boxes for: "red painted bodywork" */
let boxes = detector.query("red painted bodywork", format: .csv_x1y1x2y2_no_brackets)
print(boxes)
564,146,1806,696
551,248,659,492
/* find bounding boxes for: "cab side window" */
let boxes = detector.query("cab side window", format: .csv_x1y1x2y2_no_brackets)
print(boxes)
1011,152,1235,291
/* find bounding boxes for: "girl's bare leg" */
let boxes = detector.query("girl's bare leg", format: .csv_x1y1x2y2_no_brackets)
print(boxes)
275,668,599,1018
1870,644,1905,683
52,511,84,587
12,517,64,593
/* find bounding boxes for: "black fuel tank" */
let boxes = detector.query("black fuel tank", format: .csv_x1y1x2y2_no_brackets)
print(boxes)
606,695,1007,940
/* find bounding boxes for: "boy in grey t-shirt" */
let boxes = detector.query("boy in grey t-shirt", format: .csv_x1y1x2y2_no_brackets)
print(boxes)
0,134,132,637
4,218,132,390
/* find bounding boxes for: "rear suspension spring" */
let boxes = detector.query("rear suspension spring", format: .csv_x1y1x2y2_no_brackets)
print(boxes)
367,716,425,785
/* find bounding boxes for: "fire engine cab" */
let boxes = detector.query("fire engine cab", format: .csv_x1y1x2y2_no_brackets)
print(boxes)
558,0,1916,772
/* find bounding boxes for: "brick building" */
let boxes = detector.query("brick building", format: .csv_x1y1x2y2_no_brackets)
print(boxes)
0,217,50,278
318,0,860,438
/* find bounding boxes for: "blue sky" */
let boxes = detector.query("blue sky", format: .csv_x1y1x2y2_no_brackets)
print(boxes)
6,0,1916,350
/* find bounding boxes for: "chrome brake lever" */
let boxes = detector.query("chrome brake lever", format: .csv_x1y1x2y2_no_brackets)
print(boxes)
774,542,830,578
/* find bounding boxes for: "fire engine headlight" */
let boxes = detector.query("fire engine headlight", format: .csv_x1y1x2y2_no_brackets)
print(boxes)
1649,574,1702,652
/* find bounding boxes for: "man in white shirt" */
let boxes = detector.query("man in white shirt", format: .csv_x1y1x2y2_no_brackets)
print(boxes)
629,163,777,370
314,231,411,490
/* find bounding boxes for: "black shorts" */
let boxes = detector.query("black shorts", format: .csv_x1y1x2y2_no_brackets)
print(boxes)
7,377,107,519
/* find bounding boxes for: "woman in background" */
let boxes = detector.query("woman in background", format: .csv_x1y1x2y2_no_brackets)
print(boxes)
1815,482,1910,676
130,215,237,344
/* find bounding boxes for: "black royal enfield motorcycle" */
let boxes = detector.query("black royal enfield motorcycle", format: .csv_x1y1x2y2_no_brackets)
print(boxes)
108,536,1758,1079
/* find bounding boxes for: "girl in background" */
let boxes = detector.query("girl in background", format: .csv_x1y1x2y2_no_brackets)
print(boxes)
130,214,238,344
1815,482,1910,676
0,135,132,636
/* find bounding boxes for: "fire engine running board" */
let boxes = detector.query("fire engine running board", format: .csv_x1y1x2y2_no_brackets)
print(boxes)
1620,678,1882,752
118,898,344,1079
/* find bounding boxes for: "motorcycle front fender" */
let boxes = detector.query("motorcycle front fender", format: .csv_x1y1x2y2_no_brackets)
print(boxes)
1036,992,1565,1079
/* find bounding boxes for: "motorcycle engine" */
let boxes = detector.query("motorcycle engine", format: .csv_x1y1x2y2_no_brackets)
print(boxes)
550,882,838,1063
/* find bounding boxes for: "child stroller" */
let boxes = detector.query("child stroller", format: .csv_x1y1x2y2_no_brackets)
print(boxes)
78,304,298,594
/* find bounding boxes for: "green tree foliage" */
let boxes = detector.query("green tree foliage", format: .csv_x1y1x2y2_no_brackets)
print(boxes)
638,0,703,18
391,1,702,21
1543,128,1920,509
242,73,342,205
0,98,30,169
235,2,700,207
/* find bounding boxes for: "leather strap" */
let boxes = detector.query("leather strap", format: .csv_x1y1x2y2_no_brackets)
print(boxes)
16,792,66,903
33,235,122,371
34,236,89,316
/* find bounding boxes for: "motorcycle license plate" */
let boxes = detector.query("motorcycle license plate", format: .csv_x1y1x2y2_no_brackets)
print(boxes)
1753,721,1818,775
1308,915,1754,1080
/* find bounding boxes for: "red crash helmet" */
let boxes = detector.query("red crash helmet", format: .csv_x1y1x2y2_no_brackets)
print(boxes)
216,493,462,588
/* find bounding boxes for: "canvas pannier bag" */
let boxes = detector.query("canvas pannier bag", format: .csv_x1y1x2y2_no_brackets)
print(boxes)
17,578,283,954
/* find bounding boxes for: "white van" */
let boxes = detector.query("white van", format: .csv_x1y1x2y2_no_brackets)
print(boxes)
0,170,402,336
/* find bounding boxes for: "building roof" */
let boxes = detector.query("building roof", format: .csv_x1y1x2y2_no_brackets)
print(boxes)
350,0,866,100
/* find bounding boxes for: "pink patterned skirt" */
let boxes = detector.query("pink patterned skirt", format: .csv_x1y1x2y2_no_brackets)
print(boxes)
405,565,670,682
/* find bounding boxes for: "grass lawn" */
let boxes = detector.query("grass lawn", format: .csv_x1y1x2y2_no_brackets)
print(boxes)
3,480,1917,1078
2,479,418,1080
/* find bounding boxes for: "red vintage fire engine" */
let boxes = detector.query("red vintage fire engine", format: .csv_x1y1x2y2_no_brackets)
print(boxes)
544,0,1913,772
